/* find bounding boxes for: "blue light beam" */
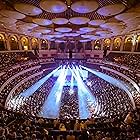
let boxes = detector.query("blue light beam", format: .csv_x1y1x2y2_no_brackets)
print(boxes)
39,65,68,118
75,66,97,114
20,66,61,97
80,65,136,109
70,65,96,119
69,66,89,119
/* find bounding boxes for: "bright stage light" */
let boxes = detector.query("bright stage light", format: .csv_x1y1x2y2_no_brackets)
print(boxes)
69,66,90,119
39,65,68,118
6,66,62,110
69,88,74,95
80,65,136,109
69,68,74,95
20,66,61,97
87,81,92,87
69,65,96,119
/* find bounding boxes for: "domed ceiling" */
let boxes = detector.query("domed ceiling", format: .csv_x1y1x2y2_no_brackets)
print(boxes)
0,0,140,42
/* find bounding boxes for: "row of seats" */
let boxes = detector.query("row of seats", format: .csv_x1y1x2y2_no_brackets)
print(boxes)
85,75,133,117
105,53,140,71
0,106,139,140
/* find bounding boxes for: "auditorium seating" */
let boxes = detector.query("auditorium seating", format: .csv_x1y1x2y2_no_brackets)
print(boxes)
105,53,140,71
0,51,140,140
0,106,139,140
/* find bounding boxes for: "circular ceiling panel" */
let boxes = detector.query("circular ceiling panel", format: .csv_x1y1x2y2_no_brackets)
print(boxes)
115,12,140,21
91,36,100,40
32,32,41,37
54,34,64,38
49,39,55,41
126,18,140,24
14,3,42,16
76,30,88,34
25,23,38,28
53,32,62,35
79,27,96,32
0,17,17,24
40,0,67,13
45,35,55,38
97,3,125,16
0,10,25,19
64,33,80,37
69,17,90,25
55,40,66,43
79,39,91,42
17,27,29,32
55,27,72,32
96,31,110,35
52,18,68,25
88,19,105,26
81,34,95,38
32,18,52,26
71,1,98,14
100,22,123,29
124,18,140,29
3,24,17,30
19,23,38,29
35,29,52,33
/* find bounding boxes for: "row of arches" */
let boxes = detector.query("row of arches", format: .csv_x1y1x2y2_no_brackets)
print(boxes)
49,37,140,52
93,37,140,52
0,33,49,51
46,36,140,52
0,33,140,52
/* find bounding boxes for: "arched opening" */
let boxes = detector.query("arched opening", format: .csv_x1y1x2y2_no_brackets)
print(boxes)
113,38,121,51
50,41,56,50
21,37,29,50
41,40,48,50
123,37,132,51
76,41,84,52
31,38,38,50
67,42,75,52
59,42,65,52
85,41,92,50
10,35,19,50
135,36,140,52
0,33,6,51
94,40,101,50
103,39,111,50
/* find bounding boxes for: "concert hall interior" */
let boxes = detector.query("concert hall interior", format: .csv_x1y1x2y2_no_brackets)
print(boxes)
0,0,140,139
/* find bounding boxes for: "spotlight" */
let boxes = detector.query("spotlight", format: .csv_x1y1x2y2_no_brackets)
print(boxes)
20,66,61,97
87,81,92,87
81,65,136,108
69,89,74,95
39,65,68,118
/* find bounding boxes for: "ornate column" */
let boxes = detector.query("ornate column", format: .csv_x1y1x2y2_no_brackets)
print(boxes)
110,38,113,51
48,41,50,50
120,36,125,51
5,34,11,51
131,34,137,52
38,39,42,50
91,40,95,51
83,42,86,51
101,39,104,50
28,38,32,50
17,36,22,50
